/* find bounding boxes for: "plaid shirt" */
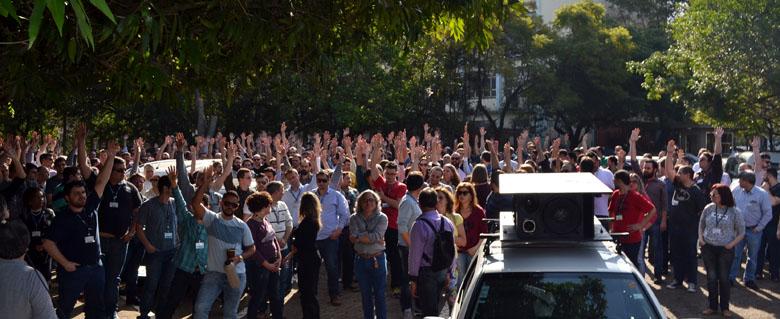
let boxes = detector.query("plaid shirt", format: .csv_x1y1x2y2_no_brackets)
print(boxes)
172,187,208,273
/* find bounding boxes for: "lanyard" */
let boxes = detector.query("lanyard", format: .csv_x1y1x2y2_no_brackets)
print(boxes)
616,193,628,216
714,207,727,228
109,183,122,203
76,211,95,233
289,188,302,203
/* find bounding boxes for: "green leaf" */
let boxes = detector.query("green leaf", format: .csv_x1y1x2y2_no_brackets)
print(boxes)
46,0,65,35
0,0,19,22
70,0,95,47
28,0,47,49
67,37,76,62
88,0,116,24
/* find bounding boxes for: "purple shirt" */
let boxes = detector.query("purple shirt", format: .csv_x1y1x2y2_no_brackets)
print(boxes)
247,217,280,264
408,210,455,279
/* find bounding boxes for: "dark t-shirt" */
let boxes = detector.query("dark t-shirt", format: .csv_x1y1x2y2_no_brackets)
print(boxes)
46,192,103,266
475,183,491,209
98,181,142,237
694,153,723,202
769,183,780,226
669,184,707,235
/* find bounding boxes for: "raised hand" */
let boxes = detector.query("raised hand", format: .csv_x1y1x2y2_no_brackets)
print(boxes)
479,127,486,136
107,141,121,155
167,167,178,189
76,123,87,144
666,139,676,154
629,128,641,143
281,122,287,133
423,122,430,133
751,136,761,150
342,135,353,150
200,166,214,187
176,132,186,150
713,127,724,139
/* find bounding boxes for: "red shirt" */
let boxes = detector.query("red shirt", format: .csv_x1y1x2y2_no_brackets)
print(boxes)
460,206,488,251
608,190,654,244
372,175,407,230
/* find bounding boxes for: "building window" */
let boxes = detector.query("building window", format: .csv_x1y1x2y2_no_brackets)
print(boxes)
473,73,497,98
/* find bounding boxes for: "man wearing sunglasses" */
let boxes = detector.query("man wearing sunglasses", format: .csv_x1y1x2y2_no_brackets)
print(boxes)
191,167,256,319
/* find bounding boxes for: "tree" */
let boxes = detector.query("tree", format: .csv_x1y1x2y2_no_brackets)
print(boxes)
527,0,637,144
630,0,780,149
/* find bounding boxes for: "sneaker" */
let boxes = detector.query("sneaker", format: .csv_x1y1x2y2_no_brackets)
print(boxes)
745,280,759,290
666,281,682,289
392,287,401,298
653,279,665,285
686,283,697,293
701,308,715,316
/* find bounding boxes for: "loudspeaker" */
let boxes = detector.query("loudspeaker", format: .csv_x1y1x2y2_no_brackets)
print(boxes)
512,193,595,240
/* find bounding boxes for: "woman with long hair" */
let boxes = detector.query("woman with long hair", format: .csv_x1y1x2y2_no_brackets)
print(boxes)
443,164,461,189
453,182,487,287
435,187,466,308
699,184,744,317
349,190,389,319
470,164,490,208
629,172,654,277
285,192,322,319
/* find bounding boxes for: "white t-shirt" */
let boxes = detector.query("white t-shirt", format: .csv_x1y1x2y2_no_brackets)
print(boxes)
282,186,304,227
202,210,254,274
594,167,615,217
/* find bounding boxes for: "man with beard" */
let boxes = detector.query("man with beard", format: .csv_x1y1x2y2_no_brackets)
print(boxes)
43,141,117,319
628,128,668,283
192,166,256,319
664,140,707,293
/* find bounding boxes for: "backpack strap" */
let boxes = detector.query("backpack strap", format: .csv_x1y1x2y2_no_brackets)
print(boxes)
416,217,439,263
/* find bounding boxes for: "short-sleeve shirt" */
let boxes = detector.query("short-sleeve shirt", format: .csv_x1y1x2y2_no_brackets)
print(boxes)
202,209,254,274
608,190,655,244
372,175,407,230
98,181,142,237
45,192,103,266
267,201,293,250
670,184,707,234
444,212,464,239
138,197,178,252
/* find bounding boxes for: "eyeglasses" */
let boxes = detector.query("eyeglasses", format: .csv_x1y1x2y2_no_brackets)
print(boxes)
457,191,470,196
223,201,239,208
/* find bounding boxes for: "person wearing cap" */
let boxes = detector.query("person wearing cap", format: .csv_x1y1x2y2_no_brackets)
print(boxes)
729,170,773,290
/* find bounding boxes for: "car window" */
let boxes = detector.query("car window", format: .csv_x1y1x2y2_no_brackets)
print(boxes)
467,272,659,319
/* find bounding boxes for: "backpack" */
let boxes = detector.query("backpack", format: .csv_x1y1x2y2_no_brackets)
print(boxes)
417,217,456,272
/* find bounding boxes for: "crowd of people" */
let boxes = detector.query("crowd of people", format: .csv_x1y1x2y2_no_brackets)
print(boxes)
0,122,779,319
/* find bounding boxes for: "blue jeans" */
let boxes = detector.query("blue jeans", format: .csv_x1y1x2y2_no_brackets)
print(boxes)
279,247,293,296
730,228,763,282
355,252,387,319
398,246,412,311
57,264,105,319
121,238,145,302
642,224,665,280
456,252,473,289
194,271,247,319
316,238,341,298
139,249,177,318
100,236,127,318
246,260,283,319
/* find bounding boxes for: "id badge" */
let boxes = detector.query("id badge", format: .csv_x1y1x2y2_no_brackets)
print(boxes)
84,236,96,243
615,215,623,221
109,202,119,208
671,199,679,206
712,228,722,236
164,232,173,239
31,231,41,237
195,242,205,250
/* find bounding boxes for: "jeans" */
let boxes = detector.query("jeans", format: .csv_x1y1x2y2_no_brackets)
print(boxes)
398,246,412,311
56,264,105,319
670,229,698,285
298,257,321,319
279,247,293,297
730,227,763,282
643,224,665,280
121,238,145,302
156,268,203,319
354,252,387,319
316,238,341,298
194,271,247,319
456,252,473,289
622,242,641,270
417,267,447,317
100,236,128,318
246,260,283,319
340,226,355,288
702,244,735,311
139,249,177,318
385,228,403,289
756,221,780,278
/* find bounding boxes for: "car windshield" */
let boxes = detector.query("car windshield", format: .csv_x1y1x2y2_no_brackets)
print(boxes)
468,272,659,319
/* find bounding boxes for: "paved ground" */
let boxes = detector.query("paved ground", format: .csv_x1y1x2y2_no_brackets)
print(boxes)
71,258,780,318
